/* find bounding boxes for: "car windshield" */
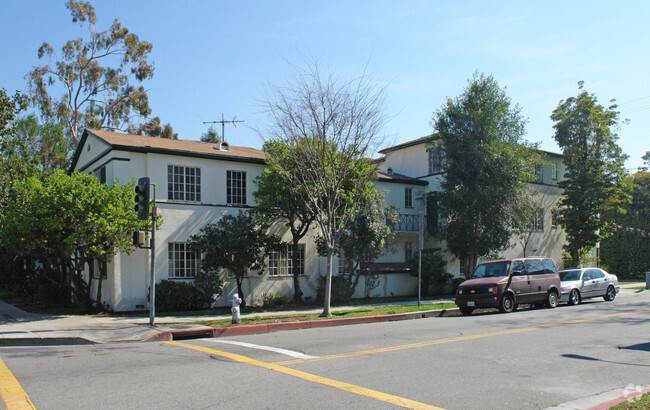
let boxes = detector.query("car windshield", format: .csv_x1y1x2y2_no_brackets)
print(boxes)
560,270,582,281
472,261,511,278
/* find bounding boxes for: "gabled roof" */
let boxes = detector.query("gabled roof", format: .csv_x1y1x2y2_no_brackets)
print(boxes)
70,129,267,172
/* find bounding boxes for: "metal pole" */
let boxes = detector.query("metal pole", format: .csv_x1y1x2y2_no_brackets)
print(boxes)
418,211,423,307
149,184,156,327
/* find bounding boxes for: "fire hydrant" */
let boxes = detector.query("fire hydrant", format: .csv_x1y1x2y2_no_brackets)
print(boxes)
231,293,242,324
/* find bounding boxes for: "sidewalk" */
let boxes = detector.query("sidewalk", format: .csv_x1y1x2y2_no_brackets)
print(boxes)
0,296,455,346
0,284,645,346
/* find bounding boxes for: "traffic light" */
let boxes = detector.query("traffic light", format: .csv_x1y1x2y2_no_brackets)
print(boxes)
134,177,150,220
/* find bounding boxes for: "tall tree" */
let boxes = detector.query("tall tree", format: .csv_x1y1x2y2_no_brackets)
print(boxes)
200,125,219,143
0,171,146,312
551,82,630,267
600,169,650,278
253,157,317,303
128,116,178,139
432,72,538,277
13,115,72,172
263,61,388,316
0,89,39,209
188,211,281,308
26,0,155,144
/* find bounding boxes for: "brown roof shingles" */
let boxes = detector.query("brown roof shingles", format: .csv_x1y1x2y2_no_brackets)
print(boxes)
87,129,267,161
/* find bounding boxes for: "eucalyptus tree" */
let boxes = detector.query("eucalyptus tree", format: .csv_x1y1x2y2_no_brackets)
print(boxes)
263,61,388,317
26,0,156,144
551,82,630,267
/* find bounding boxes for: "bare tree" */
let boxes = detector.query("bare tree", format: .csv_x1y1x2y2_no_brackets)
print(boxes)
262,61,388,317
512,186,555,257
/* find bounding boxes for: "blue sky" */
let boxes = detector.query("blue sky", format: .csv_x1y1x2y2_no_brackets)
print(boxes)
2,0,649,170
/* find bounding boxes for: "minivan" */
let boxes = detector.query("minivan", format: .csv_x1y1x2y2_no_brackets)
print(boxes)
455,257,561,315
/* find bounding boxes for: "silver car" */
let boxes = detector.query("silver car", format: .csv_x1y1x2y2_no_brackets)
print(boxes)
559,268,620,305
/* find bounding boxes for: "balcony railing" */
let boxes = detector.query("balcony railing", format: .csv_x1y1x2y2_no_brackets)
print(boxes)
392,214,421,232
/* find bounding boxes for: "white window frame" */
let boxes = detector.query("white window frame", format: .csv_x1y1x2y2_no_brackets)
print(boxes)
551,162,558,181
268,244,305,276
428,147,443,174
168,242,200,278
227,170,247,205
405,187,413,208
532,208,544,231
168,165,201,202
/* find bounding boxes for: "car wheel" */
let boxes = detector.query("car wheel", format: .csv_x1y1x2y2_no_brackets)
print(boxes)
459,307,474,315
499,293,515,313
568,289,581,305
546,290,559,308
604,286,616,301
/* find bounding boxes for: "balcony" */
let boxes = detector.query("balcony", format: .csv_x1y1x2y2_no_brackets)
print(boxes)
392,214,421,232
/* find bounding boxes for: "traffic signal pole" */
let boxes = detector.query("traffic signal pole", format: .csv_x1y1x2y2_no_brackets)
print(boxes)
149,183,156,327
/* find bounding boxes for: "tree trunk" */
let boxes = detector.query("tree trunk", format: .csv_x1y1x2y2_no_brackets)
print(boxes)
95,274,104,312
236,276,246,308
291,238,303,304
320,248,333,317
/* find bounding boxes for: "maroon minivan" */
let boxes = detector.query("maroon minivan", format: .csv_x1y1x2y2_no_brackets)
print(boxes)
455,257,561,315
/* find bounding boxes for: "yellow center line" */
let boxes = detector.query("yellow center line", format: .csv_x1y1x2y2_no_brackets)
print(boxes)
164,340,443,410
0,357,36,410
274,308,650,365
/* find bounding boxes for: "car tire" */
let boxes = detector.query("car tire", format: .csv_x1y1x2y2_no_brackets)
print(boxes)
546,290,559,308
459,307,474,315
499,293,515,313
604,286,616,301
568,289,581,305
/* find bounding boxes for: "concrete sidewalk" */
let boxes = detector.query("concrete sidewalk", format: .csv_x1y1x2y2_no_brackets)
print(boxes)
0,283,645,346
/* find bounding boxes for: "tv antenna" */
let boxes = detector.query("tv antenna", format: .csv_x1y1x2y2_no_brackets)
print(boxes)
203,113,244,142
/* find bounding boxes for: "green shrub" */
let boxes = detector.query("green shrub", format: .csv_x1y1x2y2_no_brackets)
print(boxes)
316,274,355,305
263,293,290,308
35,282,72,306
154,280,213,312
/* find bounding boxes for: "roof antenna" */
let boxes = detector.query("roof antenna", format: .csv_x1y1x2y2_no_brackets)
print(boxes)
203,113,244,142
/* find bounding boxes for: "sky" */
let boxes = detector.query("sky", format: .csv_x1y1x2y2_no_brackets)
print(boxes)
2,0,649,170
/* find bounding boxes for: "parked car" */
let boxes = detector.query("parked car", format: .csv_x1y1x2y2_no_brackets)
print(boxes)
455,257,561,315
559,268,620,305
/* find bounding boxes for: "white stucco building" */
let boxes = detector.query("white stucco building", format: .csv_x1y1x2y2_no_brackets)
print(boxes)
71,130,567,311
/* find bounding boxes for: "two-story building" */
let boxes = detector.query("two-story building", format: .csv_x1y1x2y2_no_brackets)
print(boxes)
71,130,567,311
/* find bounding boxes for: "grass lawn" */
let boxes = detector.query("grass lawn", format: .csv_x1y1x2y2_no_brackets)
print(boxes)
156,301,458,327
609,391,650,409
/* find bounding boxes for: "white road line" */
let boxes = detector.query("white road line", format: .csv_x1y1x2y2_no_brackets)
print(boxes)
206,339,318,359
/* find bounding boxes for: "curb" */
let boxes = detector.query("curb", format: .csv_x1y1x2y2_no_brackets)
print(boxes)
587,387,650,410
0,337,96,346
152,308,456,341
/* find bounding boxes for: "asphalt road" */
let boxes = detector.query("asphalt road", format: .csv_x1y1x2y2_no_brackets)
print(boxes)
1,291,648,410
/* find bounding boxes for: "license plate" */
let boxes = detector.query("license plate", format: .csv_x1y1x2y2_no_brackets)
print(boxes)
467,301,475,307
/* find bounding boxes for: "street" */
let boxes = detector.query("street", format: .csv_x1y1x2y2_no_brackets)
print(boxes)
1,290,648,410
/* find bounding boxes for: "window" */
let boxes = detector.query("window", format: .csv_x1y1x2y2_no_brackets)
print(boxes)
524,259,545,275
168,165,201,202
93,166,106,184
268,244,305,276
551,162,558,181
532,208,544,231
227,170,246,205
405,187,413,208
90,260,107,279
534,165,543,182
404,242,413,261
168,242,200,278
428,147,443,174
